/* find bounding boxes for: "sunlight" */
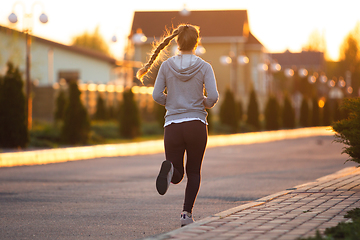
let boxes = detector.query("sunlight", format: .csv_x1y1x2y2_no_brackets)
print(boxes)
1,1,360,61
0,127,334,167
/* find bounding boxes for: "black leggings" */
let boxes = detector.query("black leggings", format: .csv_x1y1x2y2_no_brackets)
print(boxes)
164,120,208,213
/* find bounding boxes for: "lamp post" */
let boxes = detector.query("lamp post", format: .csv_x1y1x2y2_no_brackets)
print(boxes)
220,52,249,97
258,60,281,95
8,2,48,130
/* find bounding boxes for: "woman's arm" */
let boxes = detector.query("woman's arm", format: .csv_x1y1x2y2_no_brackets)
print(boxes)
203,64,219,109
152,63,167,106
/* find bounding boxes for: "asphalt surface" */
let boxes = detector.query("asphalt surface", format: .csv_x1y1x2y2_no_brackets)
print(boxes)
0,135,355,239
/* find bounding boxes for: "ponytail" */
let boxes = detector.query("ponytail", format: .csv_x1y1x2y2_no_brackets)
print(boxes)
136,28,180,82
136,24,200,82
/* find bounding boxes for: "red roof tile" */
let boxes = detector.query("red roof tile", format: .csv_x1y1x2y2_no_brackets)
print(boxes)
131,10,250,39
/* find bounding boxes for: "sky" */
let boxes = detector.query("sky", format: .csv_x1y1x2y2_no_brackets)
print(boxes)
1,0,360,61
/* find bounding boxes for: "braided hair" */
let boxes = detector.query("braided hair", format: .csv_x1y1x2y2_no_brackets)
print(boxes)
136,24,200,82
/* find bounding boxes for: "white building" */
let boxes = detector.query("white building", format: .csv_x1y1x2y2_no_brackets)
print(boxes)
0,25,128,122
0,25,117,85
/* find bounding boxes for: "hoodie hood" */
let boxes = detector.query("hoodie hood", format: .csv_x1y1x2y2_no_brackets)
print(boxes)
166,56,206,82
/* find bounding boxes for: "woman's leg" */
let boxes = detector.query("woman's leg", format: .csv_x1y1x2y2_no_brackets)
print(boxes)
182,121,208,213
164,123,186,184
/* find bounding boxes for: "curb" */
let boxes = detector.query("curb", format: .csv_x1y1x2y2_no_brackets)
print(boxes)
0,127,334,168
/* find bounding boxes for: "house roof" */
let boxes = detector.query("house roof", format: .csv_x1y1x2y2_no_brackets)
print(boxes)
0,25,116,65
131,10,262,45
270,50,325,70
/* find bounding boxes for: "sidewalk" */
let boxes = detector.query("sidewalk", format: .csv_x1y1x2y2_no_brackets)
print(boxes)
144,166,360,240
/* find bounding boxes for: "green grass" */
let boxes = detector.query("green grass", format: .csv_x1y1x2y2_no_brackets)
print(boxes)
28,120,164,148
299,208,360,240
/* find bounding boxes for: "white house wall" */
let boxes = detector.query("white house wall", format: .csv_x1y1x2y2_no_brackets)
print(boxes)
49,45,113,85
0,31,26,75
0,30,114,85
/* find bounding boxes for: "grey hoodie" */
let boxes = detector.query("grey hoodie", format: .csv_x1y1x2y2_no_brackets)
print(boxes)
153,54,219,125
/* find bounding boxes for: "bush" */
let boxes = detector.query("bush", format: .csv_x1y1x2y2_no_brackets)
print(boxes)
332,97,360,165
0,62,28,148
219,88,238,132
91,121,119,139
333,100,342,122
93,93,108,120
119,88,141,139
264,95,280,130
54,89,66,122
29,121,60,148
154,103,166,128
246,89,260,130
237,100,243,125
141,121,163,136
322,99,332,126
61,81,90,145
299,97,310,127
311,96,320,126
299,208,360,240
282,93,295,129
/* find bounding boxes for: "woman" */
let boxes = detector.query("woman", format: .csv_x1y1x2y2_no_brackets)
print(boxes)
137,24,219,227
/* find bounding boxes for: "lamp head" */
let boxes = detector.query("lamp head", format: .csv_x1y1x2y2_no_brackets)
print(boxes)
39,13,48,23
8,12,18,24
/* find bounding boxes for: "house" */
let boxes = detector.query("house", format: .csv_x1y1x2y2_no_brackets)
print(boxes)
0,25,117,85
128,10,267,111
0,25,122,121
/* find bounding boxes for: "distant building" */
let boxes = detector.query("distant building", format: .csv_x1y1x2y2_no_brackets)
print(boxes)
129,9,267,110
270,50,325,72
269,50,329,116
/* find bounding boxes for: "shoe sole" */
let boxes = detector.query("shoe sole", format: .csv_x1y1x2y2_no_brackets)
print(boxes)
156,161,172,195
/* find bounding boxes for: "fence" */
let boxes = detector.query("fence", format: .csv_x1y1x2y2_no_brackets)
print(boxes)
32,83,155,122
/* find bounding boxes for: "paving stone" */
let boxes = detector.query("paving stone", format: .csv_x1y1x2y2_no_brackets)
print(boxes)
147,168,360,240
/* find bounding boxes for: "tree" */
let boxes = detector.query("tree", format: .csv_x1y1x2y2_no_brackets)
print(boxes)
282,93,296,129
322,99,332,126
237,100,244,124
0,62,28,148
339,22,360,96
333,100,342,123
61,82,90,145
311,96,320,126
264,95,280,130
119,88,141,138
54,89,66,122
246,89,260,130
332,97,360,165
302,29,327,55
299,97,310,127
219,88,238,132
71,26,110,55
94,93,108,120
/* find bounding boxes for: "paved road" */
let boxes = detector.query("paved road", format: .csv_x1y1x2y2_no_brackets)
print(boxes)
0,135,355,239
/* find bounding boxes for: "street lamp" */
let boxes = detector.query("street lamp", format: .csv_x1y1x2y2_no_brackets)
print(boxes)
258,60,281,95
220,52,249,97
284,68,294,78
8,2,48,130
132,29,147,45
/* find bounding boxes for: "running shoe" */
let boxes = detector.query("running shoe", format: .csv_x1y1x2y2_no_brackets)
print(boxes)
180,211,194,227
156,160,174,195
